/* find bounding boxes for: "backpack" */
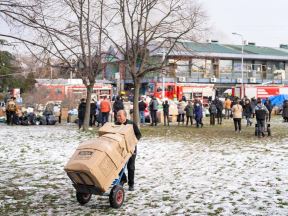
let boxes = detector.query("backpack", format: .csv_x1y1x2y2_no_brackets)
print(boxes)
210,104,217,114
7,101,16,112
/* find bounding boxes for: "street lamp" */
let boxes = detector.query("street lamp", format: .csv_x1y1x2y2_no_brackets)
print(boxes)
232,32,244,98
162,51,166,100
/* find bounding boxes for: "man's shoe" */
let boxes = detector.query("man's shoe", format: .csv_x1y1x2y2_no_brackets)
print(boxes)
128,185,134,191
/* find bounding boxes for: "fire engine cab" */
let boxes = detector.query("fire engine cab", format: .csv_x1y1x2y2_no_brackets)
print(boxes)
147,82,215,105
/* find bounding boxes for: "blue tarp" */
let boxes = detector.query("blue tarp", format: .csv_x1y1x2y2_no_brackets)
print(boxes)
268,94,288,107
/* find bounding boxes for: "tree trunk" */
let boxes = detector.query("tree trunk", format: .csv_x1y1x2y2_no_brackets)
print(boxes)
83,85,93,131
133,78,141,126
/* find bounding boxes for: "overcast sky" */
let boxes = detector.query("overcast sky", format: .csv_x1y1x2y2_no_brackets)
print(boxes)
0,0,287,52
200,0,288,47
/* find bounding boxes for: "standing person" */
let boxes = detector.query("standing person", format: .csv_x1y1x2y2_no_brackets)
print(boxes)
251,97,257,118
89,99,96,126
243,99,253,126
116,110,142,191
100,96,111,125
255,98,268,137
177,100,186,126
215,97,223,124
264,98,273,122
282,100,288,122
113,96,124,123
162,100,170,126
184,101,193,126
193,99,203,128
231,99,243,133
149,96,158,126
224,97,232,119
209,101,217,125
5,97,17,125
77,98,86,129
138,97,147,125
95,100,101,127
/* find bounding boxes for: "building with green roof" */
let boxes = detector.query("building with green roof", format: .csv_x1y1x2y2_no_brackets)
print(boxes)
149,41,288,86
103,41,288,94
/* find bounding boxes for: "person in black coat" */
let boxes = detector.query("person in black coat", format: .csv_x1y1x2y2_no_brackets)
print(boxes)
243,99,253,126
78,98,86,129
214,97,223,124
282,100,288,122
116,110,141,191
264,98,273,122
113,96,124,122
89,99,96,126
162,100,169,126
138,97,147,124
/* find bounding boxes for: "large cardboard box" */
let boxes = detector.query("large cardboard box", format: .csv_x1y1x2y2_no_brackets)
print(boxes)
68,115,78,123
98,123,138,153
64,123,138,193
61,108,69,121
0,108,4,117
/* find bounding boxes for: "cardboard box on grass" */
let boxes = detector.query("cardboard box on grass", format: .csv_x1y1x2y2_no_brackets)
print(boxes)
61,108,69,120
64,123,138,193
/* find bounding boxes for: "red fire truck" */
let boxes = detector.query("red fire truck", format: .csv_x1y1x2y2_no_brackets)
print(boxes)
147,82,215,105
36,79,113,102
232,85,288,99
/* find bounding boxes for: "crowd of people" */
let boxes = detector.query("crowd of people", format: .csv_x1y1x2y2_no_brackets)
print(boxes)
2,96,60,126
77,94,288,133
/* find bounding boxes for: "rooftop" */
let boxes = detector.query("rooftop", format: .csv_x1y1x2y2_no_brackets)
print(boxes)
157,41,288,60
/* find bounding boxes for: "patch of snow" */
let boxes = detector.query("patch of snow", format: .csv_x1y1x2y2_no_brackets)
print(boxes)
0,120,288,215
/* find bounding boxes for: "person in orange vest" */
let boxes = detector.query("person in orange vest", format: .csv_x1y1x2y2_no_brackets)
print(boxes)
100,96,111,125
224,97,232,119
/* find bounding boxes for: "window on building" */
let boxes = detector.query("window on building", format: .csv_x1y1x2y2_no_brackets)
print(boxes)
176,60,189,77
191,59,205,72
219,60,232,73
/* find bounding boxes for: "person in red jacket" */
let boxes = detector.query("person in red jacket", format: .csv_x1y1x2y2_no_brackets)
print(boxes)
100,96,111,125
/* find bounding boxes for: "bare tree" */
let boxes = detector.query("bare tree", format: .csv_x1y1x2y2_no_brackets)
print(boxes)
103,0,207,124
0,0,110,130
22,86,50,110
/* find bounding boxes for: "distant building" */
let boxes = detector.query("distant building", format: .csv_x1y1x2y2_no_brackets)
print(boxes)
103,41,288,89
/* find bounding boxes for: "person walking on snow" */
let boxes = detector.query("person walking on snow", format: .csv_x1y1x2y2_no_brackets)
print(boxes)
243,99,253,126
184,101,194,126
116,110,141,191
193,99,203,128
255,98,268,137
231,99,243,133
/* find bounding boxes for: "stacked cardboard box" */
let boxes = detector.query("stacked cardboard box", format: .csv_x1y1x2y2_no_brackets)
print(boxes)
64,123,138,192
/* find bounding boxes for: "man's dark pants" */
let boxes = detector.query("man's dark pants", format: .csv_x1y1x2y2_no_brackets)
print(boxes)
164,112,169,126
151,110,157,125
257,119,265,136
101,112,109,125
121,151,136,187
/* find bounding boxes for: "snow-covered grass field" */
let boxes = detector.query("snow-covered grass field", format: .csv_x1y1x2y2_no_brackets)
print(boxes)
0,117,288,216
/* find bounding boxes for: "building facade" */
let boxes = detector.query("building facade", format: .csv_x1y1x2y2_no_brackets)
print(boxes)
102,41,288,88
